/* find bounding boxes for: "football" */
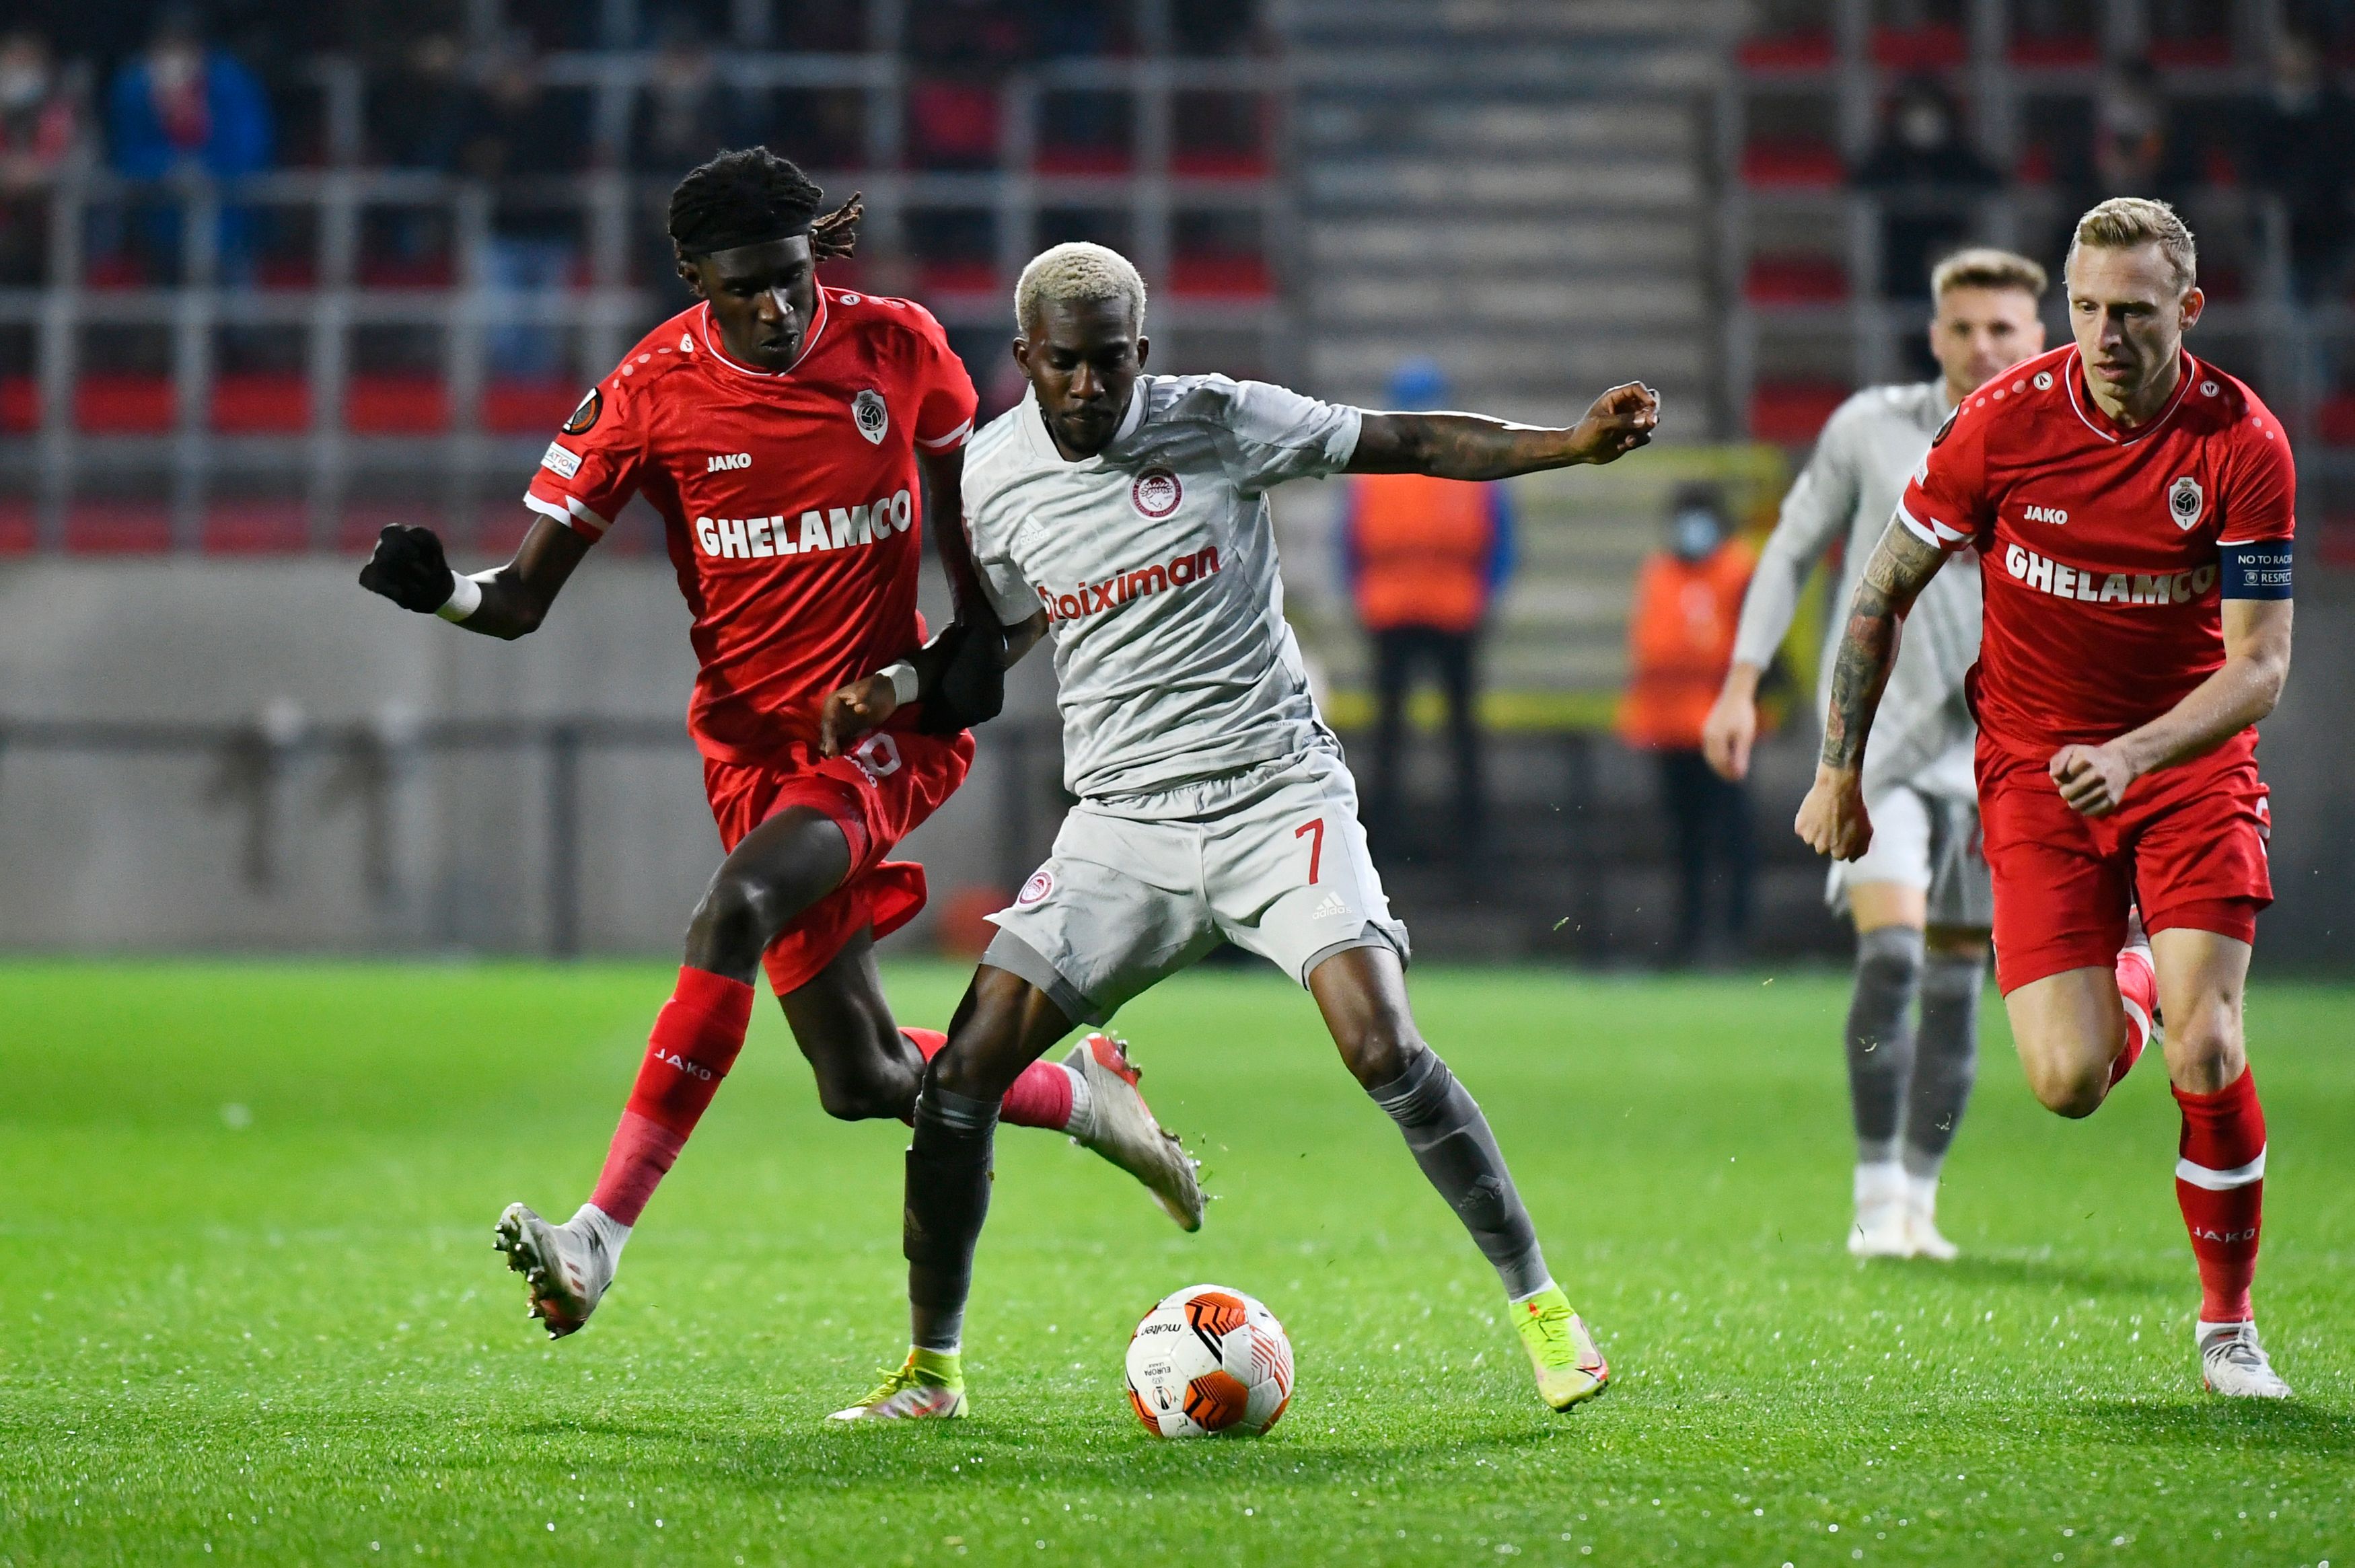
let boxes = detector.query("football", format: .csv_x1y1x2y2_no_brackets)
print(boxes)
1123,1283,1294,1438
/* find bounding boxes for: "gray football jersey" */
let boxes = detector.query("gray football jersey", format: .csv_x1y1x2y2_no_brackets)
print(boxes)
1730,380,1984,798
964,374,1363,802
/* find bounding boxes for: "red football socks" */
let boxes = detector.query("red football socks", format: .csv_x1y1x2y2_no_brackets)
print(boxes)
2109,944,2158,1088
2173,1064,2266,1324
902,1026,1075,1131
589,967,755,1226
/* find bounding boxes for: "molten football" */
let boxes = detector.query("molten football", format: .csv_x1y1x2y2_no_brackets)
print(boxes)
1124,1283,1293,1438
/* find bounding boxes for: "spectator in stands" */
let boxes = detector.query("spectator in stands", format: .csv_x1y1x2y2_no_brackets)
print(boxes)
1,30,81,286
1618,484,1758,964
105,5,273,283
372,32,470,170
450,33,588,380
1853,79,1999,299
1343,358,1514,868
630,15,748,175
2240,30,2355,300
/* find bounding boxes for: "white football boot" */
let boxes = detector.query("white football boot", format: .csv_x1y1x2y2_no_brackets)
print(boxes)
2199,1320,2293,1398
1063,1033,1204,1232
1904,1172,1959,1261
1848,1161,1912,1258
495,1201,624,1339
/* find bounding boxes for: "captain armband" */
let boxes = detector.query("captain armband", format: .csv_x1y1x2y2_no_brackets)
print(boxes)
2218,540,2294,600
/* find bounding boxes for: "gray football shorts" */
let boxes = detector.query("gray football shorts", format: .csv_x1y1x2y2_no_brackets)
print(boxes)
984,747,1411,1025
1826,780,1994,930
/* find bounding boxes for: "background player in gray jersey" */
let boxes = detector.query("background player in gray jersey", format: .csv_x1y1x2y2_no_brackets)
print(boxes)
1701,248,2048,1260
818,241,1660,1421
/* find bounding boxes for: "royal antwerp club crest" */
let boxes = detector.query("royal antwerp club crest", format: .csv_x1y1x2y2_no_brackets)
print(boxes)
1132,466,1182,519
852,388,888,445
2169,475,2204,531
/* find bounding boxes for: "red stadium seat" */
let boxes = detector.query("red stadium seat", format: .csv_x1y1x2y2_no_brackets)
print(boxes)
482,380,583,435
2317,394,2355,447
1036,145,1133,176
1170,253,1273,299
1749,380,1853,445
63,502,173,553
211,374,312,434
2008,33,2100,66
203,501,311,554
0,375,36,433
2149,34,2232,67
1871,25,1965,69
0,500,34,554
358,255,456,290
1741,137,1847,190
257,257,319,291
1743,255,1849,303
1171,147,1270,179
1737,32,1835,69
346,376,449,434
907,81,1001,168
918,259,997,299
75,375,177,433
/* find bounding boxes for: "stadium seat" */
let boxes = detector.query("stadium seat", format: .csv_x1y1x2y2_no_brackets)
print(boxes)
211,374,312,435
1870,25,1965,69
345,376,449,435
2317,393,2355,447
1737,32,1835,69
482,381,585,436
257,258,320,291
918,259,998,299
358,255,456,290
1740,137,1846,190
62,502,173,553
0,375,36,433
1742,254,1848,303
0,500,33,554
1171,146,1271,179
2008,32,2100,66
2149,34,2233,67
1036,144,1133,176
907,81,1001,169
1749,380,1852,445
202,501,312,554
1169,253,1273,299
75,375,177,434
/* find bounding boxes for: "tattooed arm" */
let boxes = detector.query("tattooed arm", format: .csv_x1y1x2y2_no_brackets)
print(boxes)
1792,519,1951,860
1349,382,1660,477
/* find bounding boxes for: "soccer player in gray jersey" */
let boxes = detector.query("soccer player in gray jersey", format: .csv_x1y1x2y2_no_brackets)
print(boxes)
1700,248,2048,1259
818,241,1660,1421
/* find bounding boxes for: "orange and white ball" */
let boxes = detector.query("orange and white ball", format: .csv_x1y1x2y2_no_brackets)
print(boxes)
1124,1283,1293,1438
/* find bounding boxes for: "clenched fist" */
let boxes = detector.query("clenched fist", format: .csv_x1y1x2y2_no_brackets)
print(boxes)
358,523,456,613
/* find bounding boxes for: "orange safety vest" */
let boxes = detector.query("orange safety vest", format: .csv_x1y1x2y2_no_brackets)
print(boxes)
1616,540,1758,752
1348,472,1496,635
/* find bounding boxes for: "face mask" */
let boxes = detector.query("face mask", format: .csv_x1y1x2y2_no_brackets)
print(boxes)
1670,509,1723,562
0,65,46,112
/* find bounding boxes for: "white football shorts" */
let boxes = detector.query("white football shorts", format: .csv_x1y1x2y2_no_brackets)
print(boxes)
1826,780,1993,930
983,747,1410,1024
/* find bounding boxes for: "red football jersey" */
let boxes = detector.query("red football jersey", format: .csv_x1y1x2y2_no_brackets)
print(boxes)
1897,344,2295,758
524,287,978,765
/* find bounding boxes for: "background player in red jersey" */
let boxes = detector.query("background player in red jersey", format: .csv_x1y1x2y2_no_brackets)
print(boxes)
357,149,1202,1341
1796,198,2296,1397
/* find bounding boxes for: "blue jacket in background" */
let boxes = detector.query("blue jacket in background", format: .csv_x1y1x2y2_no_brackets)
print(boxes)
108,51,273,180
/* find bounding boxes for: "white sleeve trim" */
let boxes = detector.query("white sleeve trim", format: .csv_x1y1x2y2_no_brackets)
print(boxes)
1895,500,1967,549
523,491,611,535
2177,1147,2266,1191
916,418,974,452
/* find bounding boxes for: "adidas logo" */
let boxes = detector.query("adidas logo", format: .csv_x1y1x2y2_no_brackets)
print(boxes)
1310,892,1349,920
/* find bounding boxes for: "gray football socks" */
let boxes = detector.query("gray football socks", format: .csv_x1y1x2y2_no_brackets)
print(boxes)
1904,948,1984,1180
1367,1049,1551,1300
1846,925,1924,1166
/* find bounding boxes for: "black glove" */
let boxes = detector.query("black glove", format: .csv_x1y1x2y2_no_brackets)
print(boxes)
358,523,456,613
918,618,1009,735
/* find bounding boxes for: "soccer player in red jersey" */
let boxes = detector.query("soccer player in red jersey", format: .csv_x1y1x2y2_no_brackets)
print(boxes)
357,150,1201,1341
1797,198,2296,1396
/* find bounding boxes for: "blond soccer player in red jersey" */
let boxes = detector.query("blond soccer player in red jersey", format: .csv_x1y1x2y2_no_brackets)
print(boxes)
358,150,1201,1342
1798,198,2296,1397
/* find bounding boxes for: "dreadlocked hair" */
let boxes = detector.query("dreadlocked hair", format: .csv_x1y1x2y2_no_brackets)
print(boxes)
667,147,860,262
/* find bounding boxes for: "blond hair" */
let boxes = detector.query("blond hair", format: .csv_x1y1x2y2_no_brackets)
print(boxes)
1013,241,1147,335
2066,196,2198,294
1932,246,2048,300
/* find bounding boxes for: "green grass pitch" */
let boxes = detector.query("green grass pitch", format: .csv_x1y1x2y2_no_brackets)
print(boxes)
1,961,2349,1566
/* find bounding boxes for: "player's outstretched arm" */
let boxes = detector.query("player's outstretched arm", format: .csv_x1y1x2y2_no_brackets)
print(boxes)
1348,382,1659,479
819,610,1049,757
2048,599,2294,817
357,517,589,640
1794,519,1949,859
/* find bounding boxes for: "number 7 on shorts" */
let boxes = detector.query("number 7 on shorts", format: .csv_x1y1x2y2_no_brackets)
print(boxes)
1295,818,1324,885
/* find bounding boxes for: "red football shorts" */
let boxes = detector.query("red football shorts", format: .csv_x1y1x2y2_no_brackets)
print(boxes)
1976,733,2271,994
702,726,975,996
